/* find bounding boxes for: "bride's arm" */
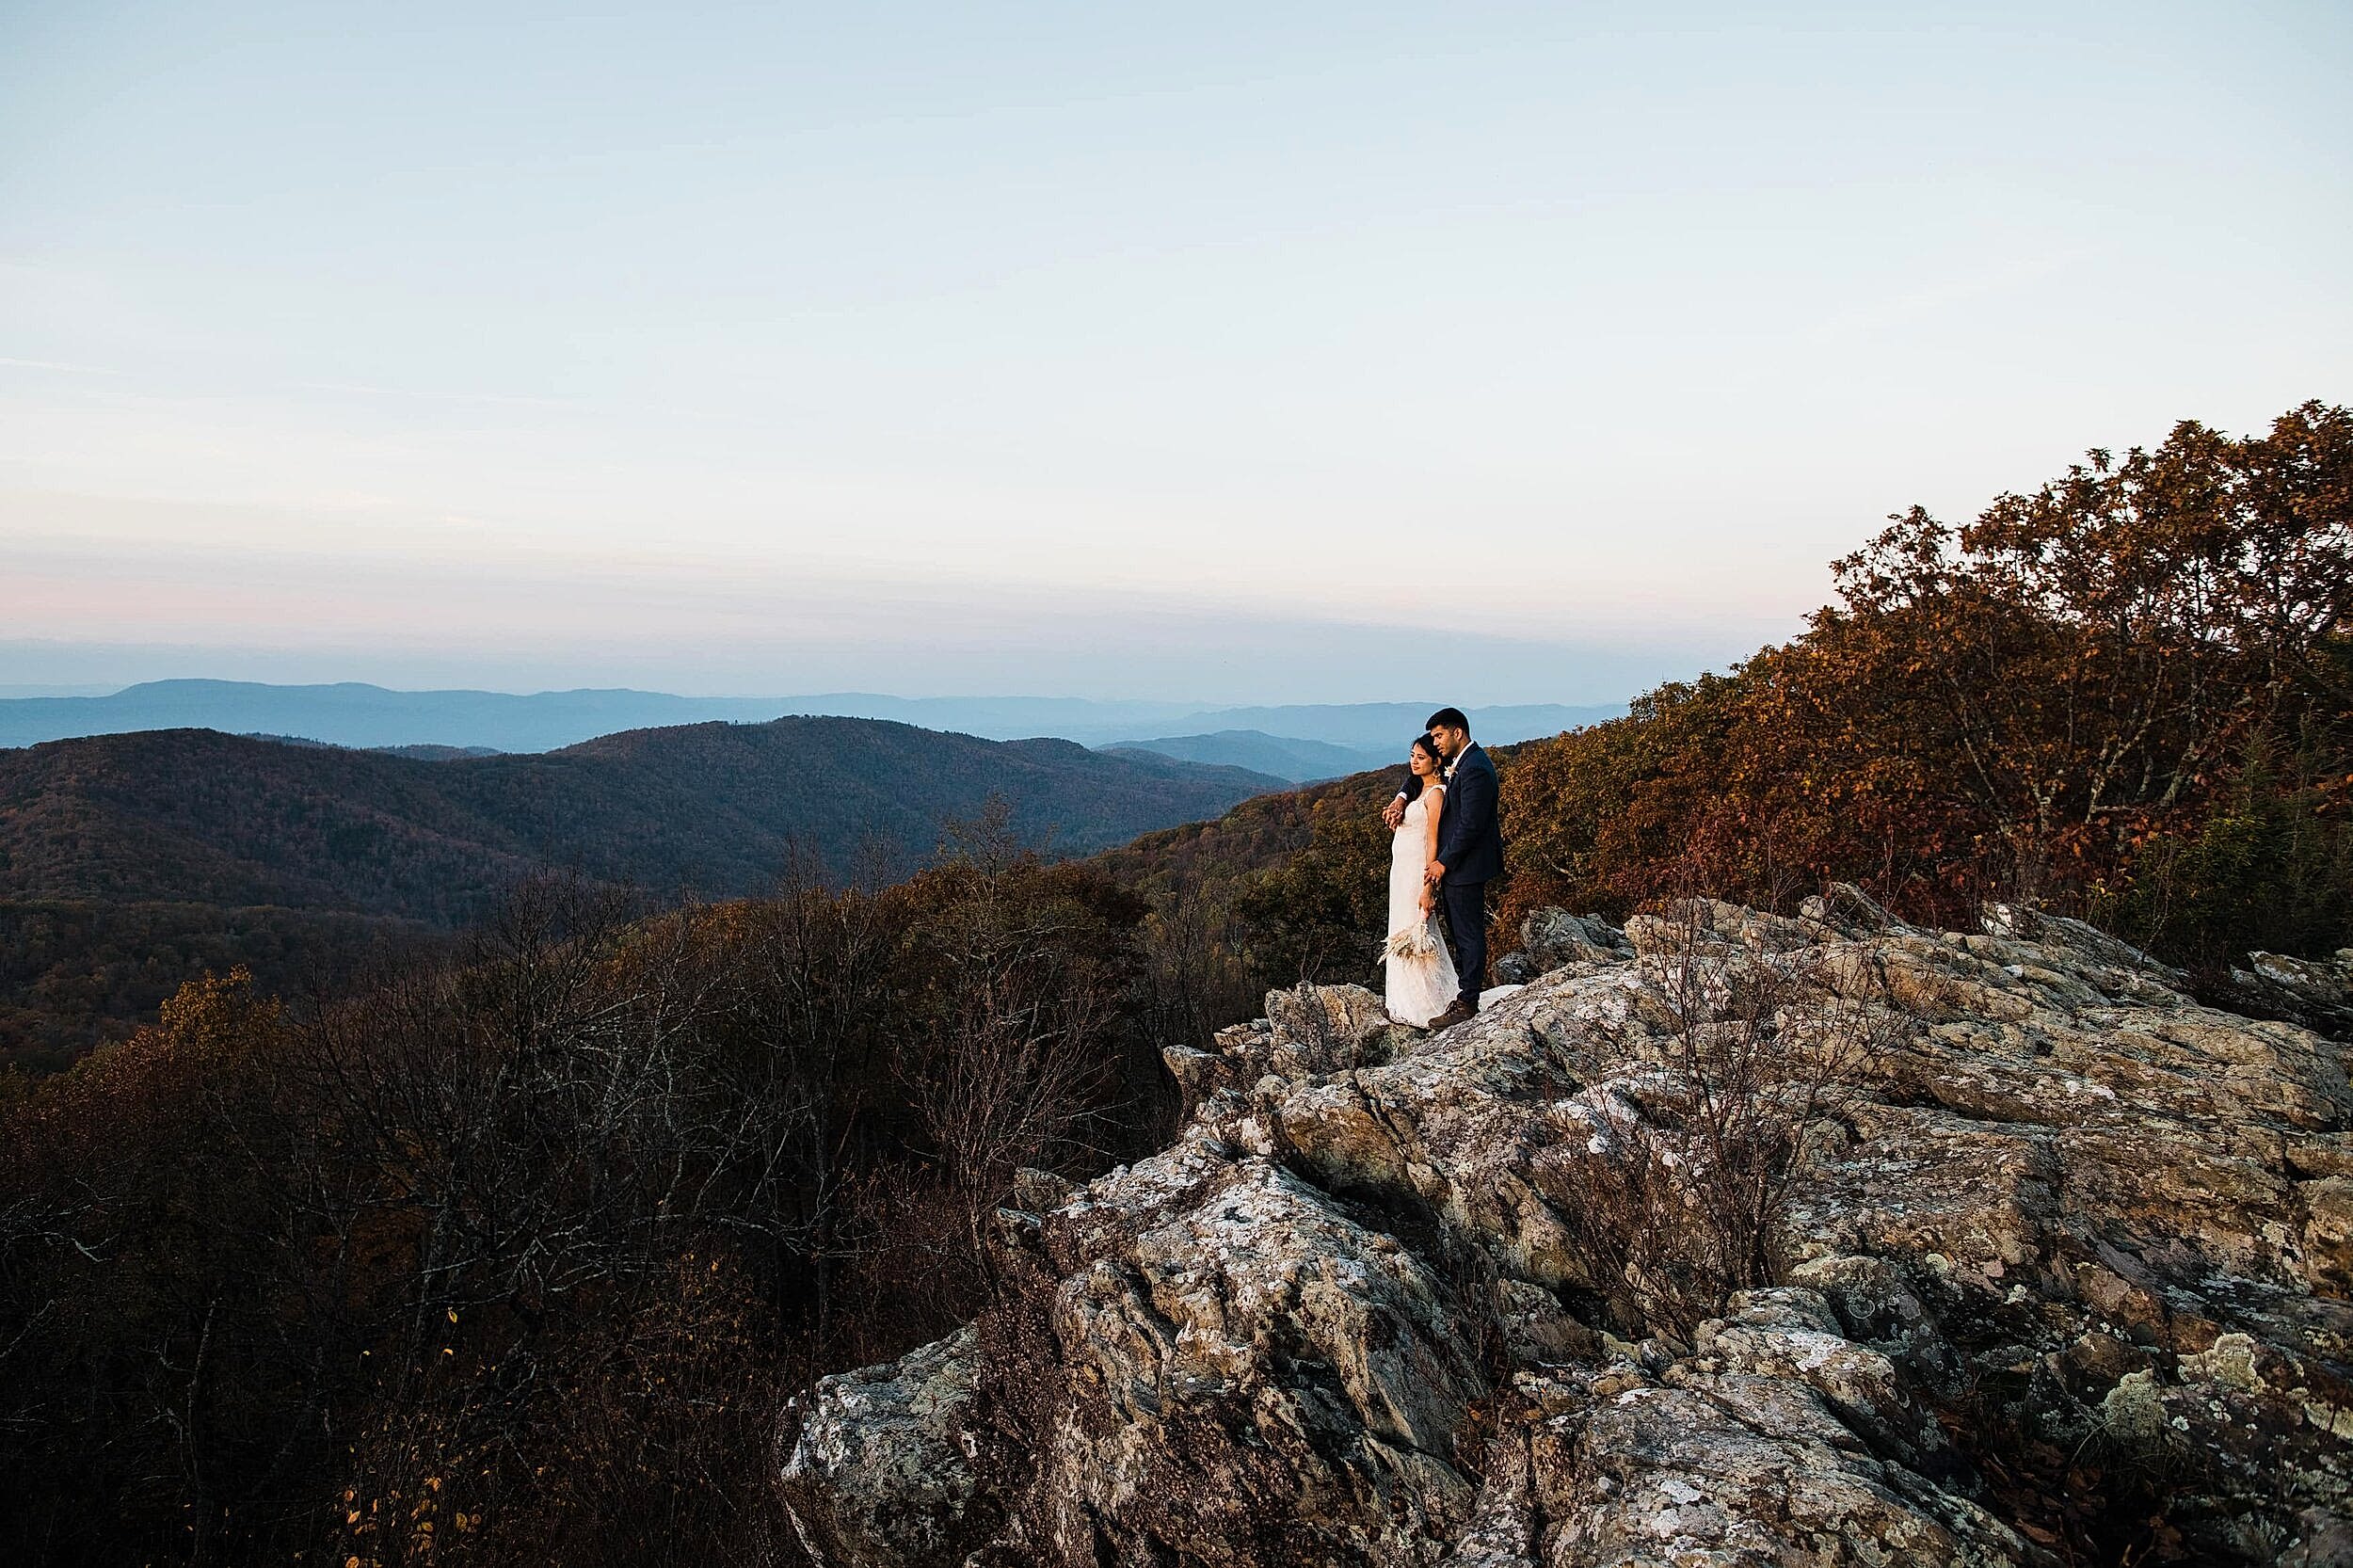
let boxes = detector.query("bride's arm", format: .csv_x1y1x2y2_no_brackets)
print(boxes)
1419,785,1444,909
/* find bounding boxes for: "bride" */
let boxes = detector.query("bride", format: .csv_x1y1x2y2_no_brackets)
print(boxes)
1385,734,1460,1027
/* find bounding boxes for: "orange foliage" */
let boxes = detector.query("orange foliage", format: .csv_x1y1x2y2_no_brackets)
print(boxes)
1496,400,2353,949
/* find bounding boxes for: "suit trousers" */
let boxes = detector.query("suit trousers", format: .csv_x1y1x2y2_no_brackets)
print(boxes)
1438,879,1489,1010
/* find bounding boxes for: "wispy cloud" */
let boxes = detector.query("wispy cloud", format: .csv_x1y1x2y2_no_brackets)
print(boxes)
0,356,125,376
292,380,576,410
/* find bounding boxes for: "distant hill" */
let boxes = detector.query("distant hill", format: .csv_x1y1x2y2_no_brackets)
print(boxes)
247,732,504,760
0,681,1210,752
0,717,1284,1066
0,680,798,752
0,718,1284,919
0,680,1625,755
1144,701,1624,750
1106,729,1387,783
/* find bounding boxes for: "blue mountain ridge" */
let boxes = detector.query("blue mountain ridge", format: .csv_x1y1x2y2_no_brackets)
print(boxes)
0,680,1625,758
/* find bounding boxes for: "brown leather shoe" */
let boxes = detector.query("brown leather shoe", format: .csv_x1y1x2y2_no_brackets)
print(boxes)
1429,999,1477,1032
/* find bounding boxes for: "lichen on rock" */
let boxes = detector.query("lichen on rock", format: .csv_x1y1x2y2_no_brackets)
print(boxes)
780,889,2353,1565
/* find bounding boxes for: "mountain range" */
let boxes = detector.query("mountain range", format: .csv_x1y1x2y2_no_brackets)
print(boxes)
0,717,1280,917
1103,730,1383,783
0,680,1622,767
0,716,1284,1067
0,684,1630,1059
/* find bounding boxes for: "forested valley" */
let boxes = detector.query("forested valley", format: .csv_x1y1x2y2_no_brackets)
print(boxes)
0,718,1280,1075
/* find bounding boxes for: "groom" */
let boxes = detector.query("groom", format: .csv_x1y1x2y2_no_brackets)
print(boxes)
1385,707,1503,1029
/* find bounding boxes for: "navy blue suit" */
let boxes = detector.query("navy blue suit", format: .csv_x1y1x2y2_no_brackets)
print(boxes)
1433,742,1504,1009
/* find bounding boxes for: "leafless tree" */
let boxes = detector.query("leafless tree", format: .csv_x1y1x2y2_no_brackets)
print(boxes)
897,816,1128,1284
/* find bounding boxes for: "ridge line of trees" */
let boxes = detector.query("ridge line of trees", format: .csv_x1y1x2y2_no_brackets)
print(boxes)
1219,401,2350,983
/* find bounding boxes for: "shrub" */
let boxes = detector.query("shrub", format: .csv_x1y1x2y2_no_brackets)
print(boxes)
1533,904,1900,1341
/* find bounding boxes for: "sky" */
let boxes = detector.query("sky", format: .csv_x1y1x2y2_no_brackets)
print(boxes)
3,0,2348,703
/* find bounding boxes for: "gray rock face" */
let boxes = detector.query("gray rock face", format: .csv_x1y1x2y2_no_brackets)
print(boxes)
1520,910,1638,972
2223,949,2353,1040
779,893,2353,1566
782,1329,992,1568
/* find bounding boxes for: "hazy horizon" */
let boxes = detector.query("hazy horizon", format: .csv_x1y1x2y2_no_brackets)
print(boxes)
0,670,1636,715
6,2,2347,702
0,612,1694,706
0,676,1631,761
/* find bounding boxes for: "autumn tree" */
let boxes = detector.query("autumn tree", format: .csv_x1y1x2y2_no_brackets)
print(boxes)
1485,400,2352,952
1819,400,2352,899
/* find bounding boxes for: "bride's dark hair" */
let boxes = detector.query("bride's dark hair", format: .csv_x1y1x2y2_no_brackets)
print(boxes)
1401,732,1444,802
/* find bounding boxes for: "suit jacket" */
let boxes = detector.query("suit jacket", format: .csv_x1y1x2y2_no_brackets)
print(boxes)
1434,743,1505,885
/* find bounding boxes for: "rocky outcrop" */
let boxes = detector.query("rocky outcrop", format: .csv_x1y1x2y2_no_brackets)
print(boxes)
780,892,2353,1566
1497,910,1635,984
2212,948,2353,1042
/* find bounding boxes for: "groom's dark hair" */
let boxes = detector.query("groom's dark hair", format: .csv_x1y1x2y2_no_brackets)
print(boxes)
1426,707,1470,733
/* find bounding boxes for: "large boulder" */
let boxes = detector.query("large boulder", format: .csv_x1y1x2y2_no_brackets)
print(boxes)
2217,949,2353,1040
782,911,2353,1566
1518,910,1635,971
780,1329,993,1568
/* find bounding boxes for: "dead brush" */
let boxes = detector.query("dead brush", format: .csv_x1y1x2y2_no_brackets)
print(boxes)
1532,901,1905,1342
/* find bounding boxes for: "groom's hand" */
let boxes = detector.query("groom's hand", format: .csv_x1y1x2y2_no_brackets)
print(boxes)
1382,796,1405,829
1425,859,1445,885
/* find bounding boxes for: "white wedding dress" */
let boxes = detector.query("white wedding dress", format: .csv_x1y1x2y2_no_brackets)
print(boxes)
1385,788,1461,1027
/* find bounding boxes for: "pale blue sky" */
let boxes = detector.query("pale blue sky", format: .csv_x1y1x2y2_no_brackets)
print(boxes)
3,1,2347,701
